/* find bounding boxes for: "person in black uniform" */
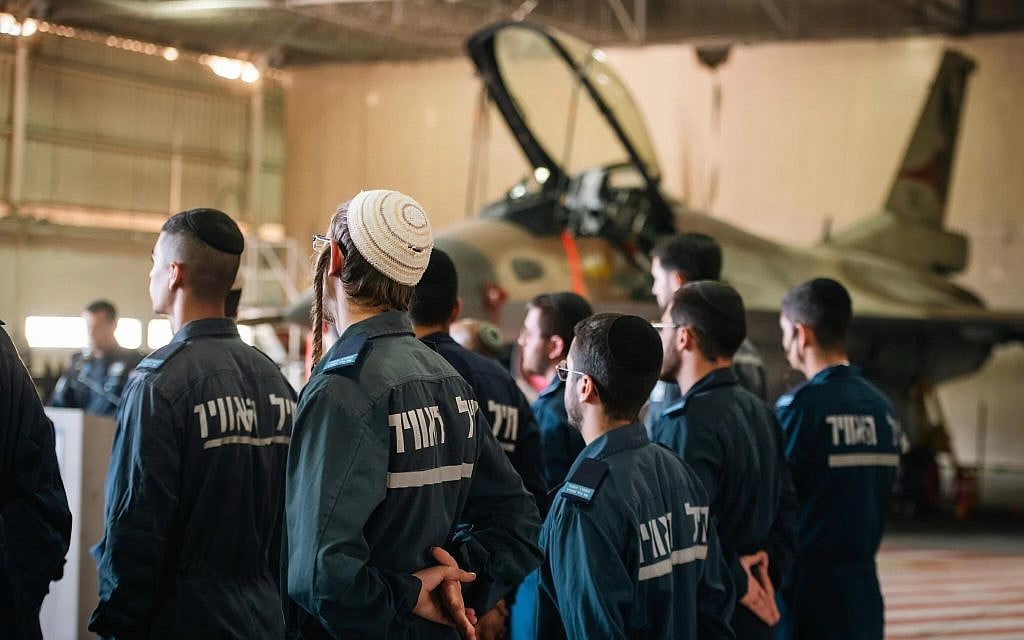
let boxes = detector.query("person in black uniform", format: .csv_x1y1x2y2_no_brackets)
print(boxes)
411,249,548,640
646,234,767,433
89,208,297,639
653,282,796,639
48,300,144,417
538,313,734,640
516,292,592,488
775,279,900,640
286,189,541,639
1,320,72,640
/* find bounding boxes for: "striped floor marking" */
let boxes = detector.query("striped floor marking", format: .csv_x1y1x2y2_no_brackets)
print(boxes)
880,545,1024,639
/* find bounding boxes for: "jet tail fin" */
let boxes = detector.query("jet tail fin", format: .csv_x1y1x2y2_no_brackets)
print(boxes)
830,50,976,274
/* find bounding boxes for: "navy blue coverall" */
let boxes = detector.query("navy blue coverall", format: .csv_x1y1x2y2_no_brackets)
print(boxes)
644,338,768,434
49,346,143,417
775,364,900,640
653,368,797,639
284,312,542,639
421,331,547,508
531,375,585,488
538,422,735,640
0,321,72,640
89,318,296,639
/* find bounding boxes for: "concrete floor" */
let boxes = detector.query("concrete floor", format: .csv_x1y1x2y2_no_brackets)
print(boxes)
880,516,1024,639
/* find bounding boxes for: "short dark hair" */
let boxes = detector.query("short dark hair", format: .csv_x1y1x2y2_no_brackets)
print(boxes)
161,213,240,303
84,300,117,322
651,233,722,281
410,249,458,327
669,281,746,361
572,313,662,421
528,292,593,355
781,278,851,350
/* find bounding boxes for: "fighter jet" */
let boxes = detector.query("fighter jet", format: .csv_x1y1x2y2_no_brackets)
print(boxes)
435,21,1024,437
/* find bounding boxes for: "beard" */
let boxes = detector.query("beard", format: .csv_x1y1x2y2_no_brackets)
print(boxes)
565,385,583,431
659,348,680,382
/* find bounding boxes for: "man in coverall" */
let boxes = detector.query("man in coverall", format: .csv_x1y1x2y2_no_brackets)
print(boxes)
89,208,297,638
48,300,144,417
1,320,72,640
646,233,768,433
653,281,796,638
516,292,592,488
775,278,901,640
538,313,734,640
286,189,542,639
411,248,548,639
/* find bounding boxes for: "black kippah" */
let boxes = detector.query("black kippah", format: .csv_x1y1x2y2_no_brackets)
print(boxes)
182,208,244,255
606,315,662,375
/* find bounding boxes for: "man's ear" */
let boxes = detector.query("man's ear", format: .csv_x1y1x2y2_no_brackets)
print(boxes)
795,323,811,351
677,326,694,354
449,298,463,325
328,238,345,277
548,334,566,361
579,373,599,405
670,271,686,291
168,262,184,291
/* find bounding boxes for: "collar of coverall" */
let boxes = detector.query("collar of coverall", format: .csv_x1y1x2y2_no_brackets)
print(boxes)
575,421,649,465
663,366,738,417
809,362,856,384
337,310,414,343
171,317,241,343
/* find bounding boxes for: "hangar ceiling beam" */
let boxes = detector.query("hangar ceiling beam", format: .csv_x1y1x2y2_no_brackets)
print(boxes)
605,0,646,44
757,0,800,38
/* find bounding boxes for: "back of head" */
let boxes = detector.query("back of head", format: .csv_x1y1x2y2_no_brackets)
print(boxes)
528,291,593,353
651,233,722,281
85,299,117,323
573,313,663,421
410,249,457,327
310,189,433,364
781,278,852,350
450,318,504,360
670,281,747,360
161,208,244,303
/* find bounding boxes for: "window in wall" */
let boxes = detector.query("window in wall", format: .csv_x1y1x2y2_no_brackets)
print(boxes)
25,316,142,349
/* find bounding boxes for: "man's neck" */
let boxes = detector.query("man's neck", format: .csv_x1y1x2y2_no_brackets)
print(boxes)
412,323,447,339
90,345,116,359
676,357,731,395
579,413,632,445
332,299,385,337
170,297,228,334
802,349,850,380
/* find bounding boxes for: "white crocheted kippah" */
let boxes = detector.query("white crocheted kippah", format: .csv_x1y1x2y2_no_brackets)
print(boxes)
347,189,433,286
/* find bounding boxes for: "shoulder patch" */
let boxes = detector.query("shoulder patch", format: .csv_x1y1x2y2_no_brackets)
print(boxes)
135,341,187,371
322,334,368,373
560,458,610,505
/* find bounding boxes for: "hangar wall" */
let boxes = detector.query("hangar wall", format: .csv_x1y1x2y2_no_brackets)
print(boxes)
284,34,1024,471
0,33,285,368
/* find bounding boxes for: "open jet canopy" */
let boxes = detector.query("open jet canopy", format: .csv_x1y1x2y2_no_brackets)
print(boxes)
466,21,675,244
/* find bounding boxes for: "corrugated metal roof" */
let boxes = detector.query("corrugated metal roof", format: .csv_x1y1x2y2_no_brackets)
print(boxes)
36,0,1024,67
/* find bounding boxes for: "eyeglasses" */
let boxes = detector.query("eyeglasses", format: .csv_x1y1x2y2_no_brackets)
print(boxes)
650,322,680,330
555,360,588,382
312,234,346,257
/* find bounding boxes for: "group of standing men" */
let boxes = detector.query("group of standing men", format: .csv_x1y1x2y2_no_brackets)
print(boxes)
1,189,900,640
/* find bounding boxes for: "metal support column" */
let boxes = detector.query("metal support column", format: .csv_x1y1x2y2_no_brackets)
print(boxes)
246,85,264,225
8,36,29,208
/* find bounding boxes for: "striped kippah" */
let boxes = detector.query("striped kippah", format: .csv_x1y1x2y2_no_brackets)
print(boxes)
348,189,433,286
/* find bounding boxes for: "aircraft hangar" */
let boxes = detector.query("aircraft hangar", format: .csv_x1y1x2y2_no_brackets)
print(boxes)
1,1,1023,638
